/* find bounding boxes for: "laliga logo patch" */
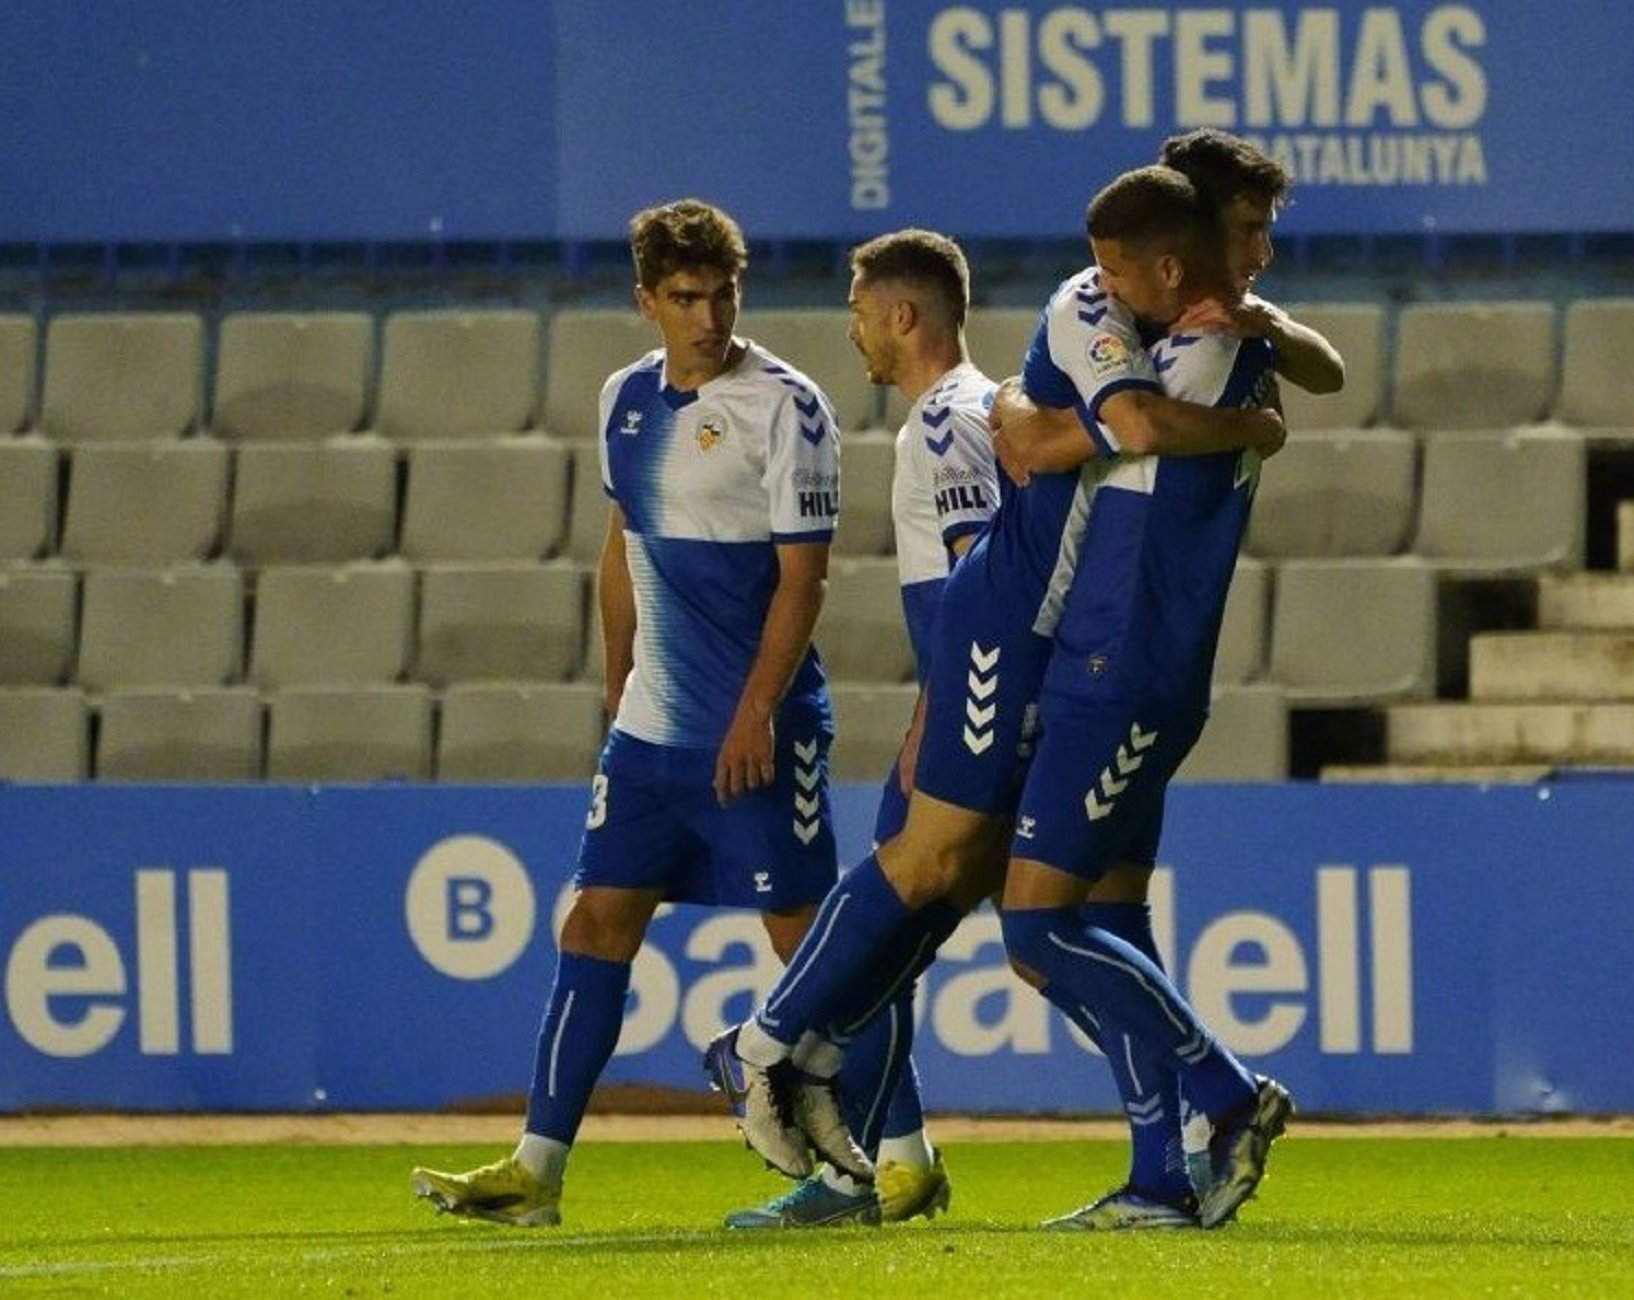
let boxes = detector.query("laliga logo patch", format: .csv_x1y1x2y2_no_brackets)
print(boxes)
695,415,726,451
1086,331,1129,377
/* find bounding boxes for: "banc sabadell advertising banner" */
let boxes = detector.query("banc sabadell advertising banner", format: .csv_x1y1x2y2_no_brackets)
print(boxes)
3,781,1632,1116
0,1,1629,242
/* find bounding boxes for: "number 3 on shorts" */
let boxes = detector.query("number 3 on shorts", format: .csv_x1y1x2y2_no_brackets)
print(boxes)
585,773,609,830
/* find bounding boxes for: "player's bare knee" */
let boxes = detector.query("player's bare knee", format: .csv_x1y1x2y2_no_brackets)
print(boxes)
558,891,655,963
760,905,816,963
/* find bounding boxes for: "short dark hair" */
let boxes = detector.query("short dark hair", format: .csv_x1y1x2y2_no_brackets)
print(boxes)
628,198,748,290
1085,165,1211,260
849,228,970,327
1160,128,1291,212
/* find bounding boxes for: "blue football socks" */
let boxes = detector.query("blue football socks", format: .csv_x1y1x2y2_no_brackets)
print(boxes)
524,951,632,1145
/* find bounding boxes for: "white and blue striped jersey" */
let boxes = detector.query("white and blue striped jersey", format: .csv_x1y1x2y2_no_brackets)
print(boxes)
598,339,840,748
891,361,999,680
968,268,1161,622
1045,330,1278,715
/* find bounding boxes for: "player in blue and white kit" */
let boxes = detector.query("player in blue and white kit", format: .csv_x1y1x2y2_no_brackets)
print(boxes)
411,199,843,1228
706,185,1286,1190
992,132,1340,1232
724,229,998,1229
997,166,1296,1232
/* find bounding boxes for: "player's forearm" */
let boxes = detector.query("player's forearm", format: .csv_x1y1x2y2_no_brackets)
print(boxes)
991,376,1095,474
597,529,637,711
1267,311,1346,394
736,570,826,722
1108,389,1279,457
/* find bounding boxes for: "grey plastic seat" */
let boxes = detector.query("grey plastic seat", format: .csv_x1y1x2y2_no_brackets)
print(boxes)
438,681,606,781
376,310,539,441
819,557,916,682
1214,558,1269,686
0,566,76,685
60,440,230,565
213,312,373,441
1247,429,1417,558
249,562,415,688
1412,427,1585,574
1558,298,1634,431
967,308,1043,381
95,687,263,781
400,437,570,562
0,314,36,433
833,430,896,557
827,682,918,782
1269,558,1437,704
229,437,399,565
265,684,432,780
42,313,203,441
77,565,244,690
565,441,612,564
0,437,59,562
541,309,657,442
1277,304,1385,431
416,562,586,685
0,687,88,780
1391,302,1556,430
739,310,876,431
1175,685,1288,781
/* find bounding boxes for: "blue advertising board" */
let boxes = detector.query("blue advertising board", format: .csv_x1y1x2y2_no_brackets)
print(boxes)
0,2,1629,242
3,781,1631,1116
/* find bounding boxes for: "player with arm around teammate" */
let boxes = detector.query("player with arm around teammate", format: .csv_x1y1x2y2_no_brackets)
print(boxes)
411,198,843,1228
704,175,1286,1192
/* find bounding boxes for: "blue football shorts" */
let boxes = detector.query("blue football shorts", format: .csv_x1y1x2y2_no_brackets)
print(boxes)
1011,691,1207,883
574,719,837,909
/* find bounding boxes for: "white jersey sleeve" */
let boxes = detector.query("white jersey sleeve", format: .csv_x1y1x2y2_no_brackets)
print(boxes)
760,362,840,542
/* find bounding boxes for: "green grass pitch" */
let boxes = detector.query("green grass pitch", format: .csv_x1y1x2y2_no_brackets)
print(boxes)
3,1135,1631,1297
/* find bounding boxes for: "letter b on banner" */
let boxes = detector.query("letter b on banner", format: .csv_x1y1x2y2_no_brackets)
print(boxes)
406,835,535,979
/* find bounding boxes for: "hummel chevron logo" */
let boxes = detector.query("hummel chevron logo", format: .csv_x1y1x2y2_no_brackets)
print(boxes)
794,764,820,791
800,420,826,445
793,739,819,763
1154,352,1177,373
1085,722,1159,820
793,394,820,419
925,429,953,457
1077,306,1107,325
793,819,820,845
1127,1094,1165,1126
795,792,820,819
922,404,952,427
962,642,1001,755
791,736,822,843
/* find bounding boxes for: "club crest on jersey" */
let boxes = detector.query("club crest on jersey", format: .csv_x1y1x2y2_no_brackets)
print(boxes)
694,415,726,451
620,408,643,435
1086,331,1130,378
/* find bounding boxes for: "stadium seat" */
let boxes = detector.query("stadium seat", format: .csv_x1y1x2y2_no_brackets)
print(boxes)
1557,297,1634,432
818,557,915,682
60,440,230,565
399,436,570,562
265,684,432,781
0,687,88,780
540,309,656,442
229,437,399,565
1412,427,1586,574
1246,429,1417,559
95,687,263,781
41,312,203,441
832,429,896,557
1390,301,1557,430
1277,303,1385,431
77,564,244,691
1175,685,1288,781
376,310,539,440
437,680,606,781
248,562,415,688
739,309,879,430
1214,557,1269,686
0,313,37,432
827,681,917,782
564,441,612,564
0,437,59,562
0,566,76,685
1268,558,1437,704
415,561,586,685
212,311,373,441
966,307,1042,383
